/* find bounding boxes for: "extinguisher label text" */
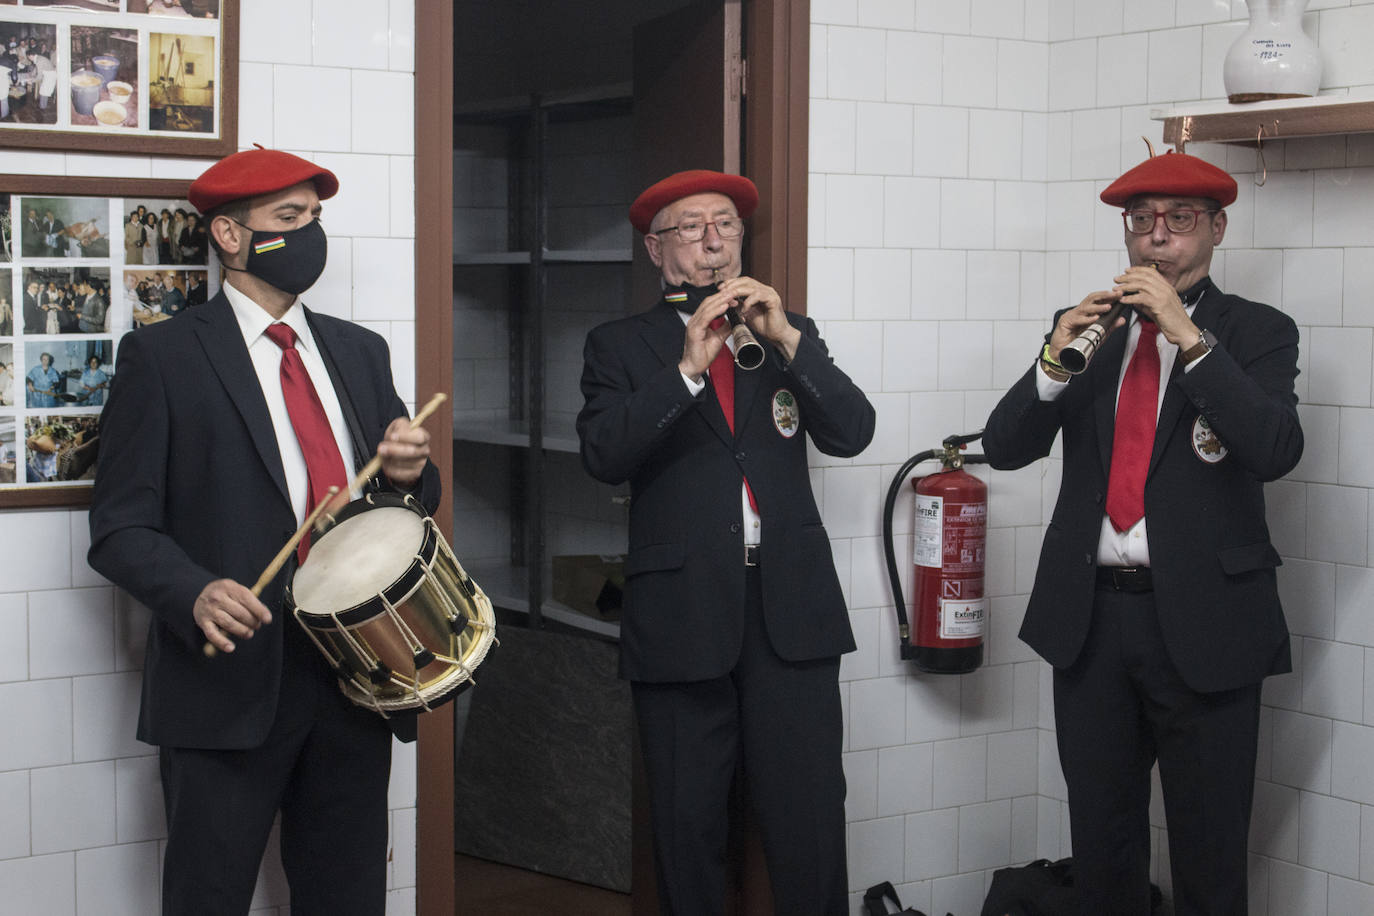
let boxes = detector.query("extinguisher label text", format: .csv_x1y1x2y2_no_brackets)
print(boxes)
914,494,943,568
940,598,986,639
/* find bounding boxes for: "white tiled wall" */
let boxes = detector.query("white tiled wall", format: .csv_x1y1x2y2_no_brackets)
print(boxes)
0,2,420,914
813,1,1374,913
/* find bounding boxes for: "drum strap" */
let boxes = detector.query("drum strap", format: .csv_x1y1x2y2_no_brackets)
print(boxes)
309,313,372,480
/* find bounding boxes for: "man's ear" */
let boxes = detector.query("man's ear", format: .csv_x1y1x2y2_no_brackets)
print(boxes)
1211,209,1228,246
643,232,662,269
210,214,242,258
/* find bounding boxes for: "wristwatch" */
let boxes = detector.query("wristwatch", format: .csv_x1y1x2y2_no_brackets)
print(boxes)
1180,328,1216,365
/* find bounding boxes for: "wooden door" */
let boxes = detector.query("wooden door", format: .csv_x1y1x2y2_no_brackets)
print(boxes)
630,0,742,308
414,2,809,913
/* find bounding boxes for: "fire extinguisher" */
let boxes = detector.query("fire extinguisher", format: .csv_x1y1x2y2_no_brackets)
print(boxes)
882,431,989,674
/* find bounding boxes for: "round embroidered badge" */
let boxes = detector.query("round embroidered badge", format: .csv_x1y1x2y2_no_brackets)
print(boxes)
772,389,800,438
1191,415,1227,464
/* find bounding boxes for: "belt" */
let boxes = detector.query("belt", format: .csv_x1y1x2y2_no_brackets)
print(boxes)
745,544,759,567
1095,565,1152,593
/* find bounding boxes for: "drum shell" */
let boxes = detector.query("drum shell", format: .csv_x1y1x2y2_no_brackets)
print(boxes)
288,494,496,715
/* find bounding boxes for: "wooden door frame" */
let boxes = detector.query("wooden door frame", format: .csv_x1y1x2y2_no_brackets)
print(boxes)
412,3,808,912
414,2,455,915
743,0,809,314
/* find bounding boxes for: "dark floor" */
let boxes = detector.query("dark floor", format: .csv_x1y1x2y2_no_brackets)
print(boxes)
454,854,633,915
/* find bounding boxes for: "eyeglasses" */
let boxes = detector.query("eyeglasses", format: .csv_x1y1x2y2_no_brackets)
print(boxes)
1122,208,1218,235
653,217,745,243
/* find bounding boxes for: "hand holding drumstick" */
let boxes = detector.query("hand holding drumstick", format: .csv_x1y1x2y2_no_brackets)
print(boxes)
201,393,448,657
199,488,339,656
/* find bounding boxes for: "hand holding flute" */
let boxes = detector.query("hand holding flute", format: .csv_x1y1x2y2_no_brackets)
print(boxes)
1046,261,1207,377
678,274,801,381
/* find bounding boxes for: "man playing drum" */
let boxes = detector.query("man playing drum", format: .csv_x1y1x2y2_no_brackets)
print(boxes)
88,148,439,915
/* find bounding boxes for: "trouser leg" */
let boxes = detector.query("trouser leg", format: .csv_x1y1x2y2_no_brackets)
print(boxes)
1053,589,1157,916
736,568,847,915
632,676,739,916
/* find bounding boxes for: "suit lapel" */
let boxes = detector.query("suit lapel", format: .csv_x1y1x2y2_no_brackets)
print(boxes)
306,310,371,474
192,293,291,506
1092,321,1130,479
640,303,734,446
732,350,765,438
1149,286,1225,478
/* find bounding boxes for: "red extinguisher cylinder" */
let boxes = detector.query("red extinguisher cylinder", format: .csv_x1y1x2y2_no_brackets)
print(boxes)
910,468,986,674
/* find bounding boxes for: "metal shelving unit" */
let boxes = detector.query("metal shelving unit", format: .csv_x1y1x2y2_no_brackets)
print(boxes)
453,89,632,632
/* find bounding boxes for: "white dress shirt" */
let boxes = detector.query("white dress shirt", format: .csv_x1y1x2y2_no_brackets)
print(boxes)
678,313,762,547
223,280,356,526
1036,301,1207,566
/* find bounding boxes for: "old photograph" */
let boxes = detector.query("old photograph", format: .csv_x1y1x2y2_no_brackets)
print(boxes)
149,31,216,133
0,415,14,485
18,195,109,259
23,338,112,408
24,411,99,483
0,342,11,406
123,199,206,266
70,24,139,130
0,19,58,125
126,267,207,325
22,266,111,335
0,268,11,333
129,0,220,18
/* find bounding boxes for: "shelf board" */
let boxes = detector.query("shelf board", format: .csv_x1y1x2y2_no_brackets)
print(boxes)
461,559,621,640
453,84,633,124
452,251,531,266
1150,95,1374,148
452,415,580,453
544,248,633,263
454,248,632,266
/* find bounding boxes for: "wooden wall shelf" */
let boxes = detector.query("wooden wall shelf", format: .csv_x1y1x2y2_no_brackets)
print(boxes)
1151,96,1374,149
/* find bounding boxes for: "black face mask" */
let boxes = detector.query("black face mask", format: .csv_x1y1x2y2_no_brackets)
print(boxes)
225,218,327,296
662,281,722,315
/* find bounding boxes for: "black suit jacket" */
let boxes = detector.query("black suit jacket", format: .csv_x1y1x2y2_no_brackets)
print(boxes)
22,291,40,334
577,302,875,682
982,279,1302,693
88,292,439,749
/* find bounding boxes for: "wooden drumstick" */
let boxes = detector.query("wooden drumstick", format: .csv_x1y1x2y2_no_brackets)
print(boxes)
330,391,449,515
202,485,340,658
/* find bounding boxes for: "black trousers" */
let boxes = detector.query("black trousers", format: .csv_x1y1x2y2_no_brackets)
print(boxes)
158,626,393,916
631,565,848,916
1054,585,1261,916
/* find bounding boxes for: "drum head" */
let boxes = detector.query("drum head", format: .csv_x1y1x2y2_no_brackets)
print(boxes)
292,504,426,614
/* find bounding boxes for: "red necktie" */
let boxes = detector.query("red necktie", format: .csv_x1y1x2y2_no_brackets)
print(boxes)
709,320,758,513
264,323,349,562
1105,320,1160,532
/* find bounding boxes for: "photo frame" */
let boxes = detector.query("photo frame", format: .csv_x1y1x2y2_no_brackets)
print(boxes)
0,1,237,157
0,172,220,508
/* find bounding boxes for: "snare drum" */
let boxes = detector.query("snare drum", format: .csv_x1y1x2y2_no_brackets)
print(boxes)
288,493,496,716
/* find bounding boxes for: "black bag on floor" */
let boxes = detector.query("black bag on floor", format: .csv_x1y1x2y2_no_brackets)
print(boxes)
863,881,951,916
980,858,1076,915
980,858,1163,915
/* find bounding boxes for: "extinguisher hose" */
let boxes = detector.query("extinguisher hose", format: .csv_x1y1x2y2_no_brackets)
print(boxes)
882,449,942,648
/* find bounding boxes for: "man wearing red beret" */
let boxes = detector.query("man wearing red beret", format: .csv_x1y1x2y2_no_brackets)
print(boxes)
578,171,874,914
983,151,1303,915
88,147,439,914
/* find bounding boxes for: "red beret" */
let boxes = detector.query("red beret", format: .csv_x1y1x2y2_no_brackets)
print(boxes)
188,147,339,214
1100,151,1237,208
629,169,758,234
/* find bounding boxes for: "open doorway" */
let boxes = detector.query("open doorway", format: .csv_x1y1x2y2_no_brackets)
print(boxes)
413,2,810,912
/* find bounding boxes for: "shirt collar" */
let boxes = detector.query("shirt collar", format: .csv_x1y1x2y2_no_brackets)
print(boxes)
222,278,313,352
